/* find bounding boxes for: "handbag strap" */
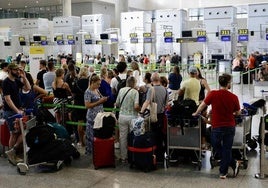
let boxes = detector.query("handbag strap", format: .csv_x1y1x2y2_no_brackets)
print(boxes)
150,87,155,104
120,88,132,107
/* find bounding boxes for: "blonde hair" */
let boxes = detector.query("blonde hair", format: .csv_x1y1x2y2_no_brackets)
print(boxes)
78,66,89,79
100,67,108,79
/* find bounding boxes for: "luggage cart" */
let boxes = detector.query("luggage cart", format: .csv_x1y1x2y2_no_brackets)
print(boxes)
165,117,202,170
10,110,63,175
210,114,250,170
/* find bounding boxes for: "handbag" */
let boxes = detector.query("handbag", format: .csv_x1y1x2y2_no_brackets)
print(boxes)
147,87,158,123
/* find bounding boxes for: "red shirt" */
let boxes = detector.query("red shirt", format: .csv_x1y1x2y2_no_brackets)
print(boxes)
204,89,240,128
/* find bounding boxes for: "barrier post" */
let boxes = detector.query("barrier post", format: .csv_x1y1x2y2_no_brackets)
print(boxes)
255,113,268,179
255,90,268,179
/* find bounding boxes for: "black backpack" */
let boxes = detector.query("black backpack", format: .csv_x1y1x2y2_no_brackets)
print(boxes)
116,76,127,96
170,99,198,127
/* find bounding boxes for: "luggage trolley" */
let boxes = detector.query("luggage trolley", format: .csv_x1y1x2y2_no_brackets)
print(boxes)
210,112,250,169
165,117,202,170
10,110,63,175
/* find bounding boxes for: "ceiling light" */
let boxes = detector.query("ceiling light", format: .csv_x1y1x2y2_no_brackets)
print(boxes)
8,2,11,6
36,1,39,3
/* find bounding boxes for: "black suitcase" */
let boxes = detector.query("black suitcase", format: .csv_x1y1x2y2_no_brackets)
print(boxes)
128,131,157,172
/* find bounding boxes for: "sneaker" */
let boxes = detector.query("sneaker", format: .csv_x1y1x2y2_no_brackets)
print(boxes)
114,142,120,149
5,149,17,165
233,160,240,177
220,173,228,179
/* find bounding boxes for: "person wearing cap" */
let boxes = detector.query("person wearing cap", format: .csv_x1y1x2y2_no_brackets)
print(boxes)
257,61,268,81
178,66,201,105
2,62,31,165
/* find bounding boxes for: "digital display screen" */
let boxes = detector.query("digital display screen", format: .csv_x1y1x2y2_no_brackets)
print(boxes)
84,34,91,39
143,33,151,37
181,31,192,37
238,29,248,35
85,39,92,44
266,34,268,40
196,31,206,37
129,33,137,38
164,32,172,37
67,35,74,40
19,37,25,41
41,36,47,41
144,38,152,43
238,35,248,41
57,40,64,45
68,40,75,45
164,37,173,43
20,41,26,46
56,35,63,41
33,36,41,41
130,38,138,43
220,30,231,36
197,36,206,42
221,36,231,41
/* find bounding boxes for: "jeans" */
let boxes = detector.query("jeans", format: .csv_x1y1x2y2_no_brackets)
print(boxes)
211,126,236,174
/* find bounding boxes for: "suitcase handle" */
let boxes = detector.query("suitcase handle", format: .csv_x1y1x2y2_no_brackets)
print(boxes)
128,146,157,153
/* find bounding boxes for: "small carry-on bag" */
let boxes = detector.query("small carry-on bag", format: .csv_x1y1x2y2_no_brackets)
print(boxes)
0,121,10,153
93,137,115,169
128,131,157,172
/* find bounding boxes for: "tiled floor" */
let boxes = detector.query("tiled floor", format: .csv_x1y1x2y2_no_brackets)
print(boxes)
1,76,268,188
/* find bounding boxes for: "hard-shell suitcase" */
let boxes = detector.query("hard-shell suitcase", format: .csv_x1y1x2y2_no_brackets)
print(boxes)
93,137,115,169
128,131,157,172
0,121,10,153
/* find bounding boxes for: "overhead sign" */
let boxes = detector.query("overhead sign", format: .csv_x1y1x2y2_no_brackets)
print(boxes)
221,35,231,41
130,33,137,38
40,36,47,41
143,33,151,37
56,35,63,41
197,30,206,37
197,36,206,42
144,38,152,43
67,35,74,40
19,36,25,41
130,38,138,43
238,29,248,35
85,39,92,44
220,30,231,36
164,32,172,37
238,35,248,42
164,37,173,43
84,34,91,39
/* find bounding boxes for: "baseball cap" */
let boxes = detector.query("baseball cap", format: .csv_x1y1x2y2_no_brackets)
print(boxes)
8,63,19,70
189,66,198,74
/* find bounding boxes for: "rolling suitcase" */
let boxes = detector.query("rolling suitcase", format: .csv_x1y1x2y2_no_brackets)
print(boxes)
0,121,10,154
128,131,157,172
93,137,115,169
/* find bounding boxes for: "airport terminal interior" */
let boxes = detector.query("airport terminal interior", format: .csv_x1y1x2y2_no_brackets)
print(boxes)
0,0,268,187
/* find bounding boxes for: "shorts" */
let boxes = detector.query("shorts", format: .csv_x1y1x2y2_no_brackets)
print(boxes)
4,110,17,132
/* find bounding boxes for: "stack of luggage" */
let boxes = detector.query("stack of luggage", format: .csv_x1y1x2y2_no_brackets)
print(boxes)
93,112,116,169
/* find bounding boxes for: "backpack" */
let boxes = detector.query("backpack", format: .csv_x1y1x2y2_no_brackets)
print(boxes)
116,76,127,96
170,99,198,127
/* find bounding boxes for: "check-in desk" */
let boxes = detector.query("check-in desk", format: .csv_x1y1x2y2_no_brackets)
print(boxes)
253,80,268,98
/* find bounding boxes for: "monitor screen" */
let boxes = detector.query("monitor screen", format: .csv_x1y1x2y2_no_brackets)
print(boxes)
4,41,11,46
100,34,109,39
182,30,192,37
33,36,41,41
85,39,92,44
20,41,26,46
211,54,224,61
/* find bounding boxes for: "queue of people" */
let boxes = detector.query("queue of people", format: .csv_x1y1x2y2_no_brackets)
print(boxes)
0,52,248,180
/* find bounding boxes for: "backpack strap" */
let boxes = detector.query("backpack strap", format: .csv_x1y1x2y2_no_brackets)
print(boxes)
116,76,122,83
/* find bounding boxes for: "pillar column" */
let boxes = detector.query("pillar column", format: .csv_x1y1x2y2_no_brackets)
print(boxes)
62,0,72,17
115,0,128,29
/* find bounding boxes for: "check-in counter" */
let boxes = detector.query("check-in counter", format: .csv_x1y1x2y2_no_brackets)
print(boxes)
253,80,268,98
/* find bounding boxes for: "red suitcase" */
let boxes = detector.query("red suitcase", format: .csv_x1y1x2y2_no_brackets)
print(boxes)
93,137,115,169
0,121,10,153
